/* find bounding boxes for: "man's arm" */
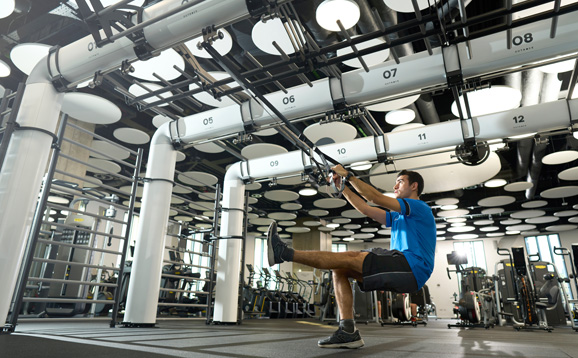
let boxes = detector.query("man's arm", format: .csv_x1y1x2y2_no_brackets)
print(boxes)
332,165,401,213
340,185,388,225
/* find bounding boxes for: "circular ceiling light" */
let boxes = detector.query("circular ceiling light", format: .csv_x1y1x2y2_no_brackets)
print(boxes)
445,217,467,223
299,187,318,196
383,0,432,13
303,121,357,145
451,86,521,118
385,108,415,125
478,195,516,207
435,198,459,206
252,18,299,55
0,60,10,77
152,114,171,128
542,150,578,165
453,234,479,240
316,0,360,32
484,178,507,188
113,127,150,145
504,181,533,192
131,49,185,82
441,204,458,210
0,0,15,19
350,161,372,171
559,167,578,181
337,36,390,69
61,92,122,124
10,43,51,75
185,28,233,58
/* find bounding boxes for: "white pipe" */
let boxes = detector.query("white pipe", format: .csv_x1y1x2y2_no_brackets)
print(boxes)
51,0,252,86
212,162,246,323
123,121,177,324
0,62,64,325
142,0,250,50
245,99,577,181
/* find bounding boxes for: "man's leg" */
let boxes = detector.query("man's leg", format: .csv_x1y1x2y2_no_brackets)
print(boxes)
267,222,366,348
292,250,368,272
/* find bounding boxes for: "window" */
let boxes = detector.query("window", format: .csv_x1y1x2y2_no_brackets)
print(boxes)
182,232,212,292
254,237,278,290
452,240,487,271
332,243,348,253
525,233,573,301
525,234,567,275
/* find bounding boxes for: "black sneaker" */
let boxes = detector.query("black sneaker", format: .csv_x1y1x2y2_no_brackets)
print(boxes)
267,221,287,266
317,327,364,349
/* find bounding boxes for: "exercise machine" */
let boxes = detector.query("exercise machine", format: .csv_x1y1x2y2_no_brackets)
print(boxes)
447,251,497,329
495,247,566,332
553,245,578,332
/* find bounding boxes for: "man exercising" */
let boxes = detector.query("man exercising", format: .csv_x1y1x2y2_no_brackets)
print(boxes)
267,165,436,349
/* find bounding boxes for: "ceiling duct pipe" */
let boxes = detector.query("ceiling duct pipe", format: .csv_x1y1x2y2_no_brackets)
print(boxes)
523,67,563,197
368,0,413,57
525,139,548,200
415,94,441,124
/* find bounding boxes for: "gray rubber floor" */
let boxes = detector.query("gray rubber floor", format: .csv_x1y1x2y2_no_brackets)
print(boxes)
3,318,578,357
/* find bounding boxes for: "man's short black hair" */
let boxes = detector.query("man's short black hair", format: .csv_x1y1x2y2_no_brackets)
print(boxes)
398,170,425,196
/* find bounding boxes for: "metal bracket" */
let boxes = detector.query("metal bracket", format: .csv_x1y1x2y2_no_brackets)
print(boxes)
197,25,225,51
88,71,104,89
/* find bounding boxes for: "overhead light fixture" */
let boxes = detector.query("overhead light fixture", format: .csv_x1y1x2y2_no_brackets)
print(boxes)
10,43,51,75
451,86,522,118
251,18,299,55
350,161,372,171
299,185,318,196
385,108,415,125
316,0,360,32
343,237,354,241
0,60,10,77
440,204,458,210
446,217,467,223
326,223,340,228
484,178,507,187
453,234,479,240
0,0,15,19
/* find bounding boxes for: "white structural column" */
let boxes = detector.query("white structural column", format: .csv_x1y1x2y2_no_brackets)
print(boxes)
213,162,246,323
0,65,64,324
124,122,178,324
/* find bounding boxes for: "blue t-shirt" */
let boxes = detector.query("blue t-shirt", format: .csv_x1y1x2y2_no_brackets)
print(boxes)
385,198,436,289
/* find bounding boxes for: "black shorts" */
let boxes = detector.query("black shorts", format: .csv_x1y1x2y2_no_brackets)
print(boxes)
359,248,418,293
